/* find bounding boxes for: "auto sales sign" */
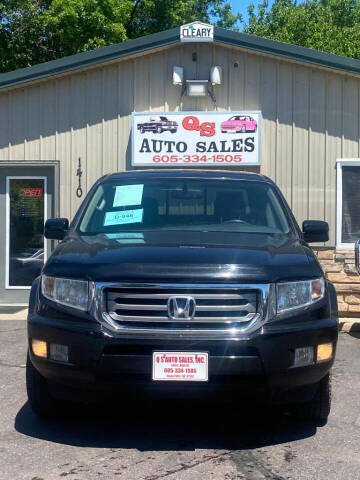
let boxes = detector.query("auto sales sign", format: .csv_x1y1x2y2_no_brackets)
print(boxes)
131,111,262,167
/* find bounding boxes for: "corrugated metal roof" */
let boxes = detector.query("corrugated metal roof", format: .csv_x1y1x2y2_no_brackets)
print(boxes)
1,25,360,91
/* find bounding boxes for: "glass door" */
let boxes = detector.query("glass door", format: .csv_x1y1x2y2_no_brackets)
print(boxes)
0,166,55,304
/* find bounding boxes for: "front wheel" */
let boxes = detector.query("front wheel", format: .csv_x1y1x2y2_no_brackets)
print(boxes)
156,126,163,134
296,373,332,422
26,352,62,417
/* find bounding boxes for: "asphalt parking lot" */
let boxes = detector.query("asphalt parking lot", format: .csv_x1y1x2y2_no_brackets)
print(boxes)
1,320,360,480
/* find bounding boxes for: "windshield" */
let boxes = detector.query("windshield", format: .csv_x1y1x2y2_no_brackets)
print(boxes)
78,178,291,235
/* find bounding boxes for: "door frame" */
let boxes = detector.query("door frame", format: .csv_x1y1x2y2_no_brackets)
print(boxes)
0,160,60,297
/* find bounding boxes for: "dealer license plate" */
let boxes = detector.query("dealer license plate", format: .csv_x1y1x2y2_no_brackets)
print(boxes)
152,352,209,382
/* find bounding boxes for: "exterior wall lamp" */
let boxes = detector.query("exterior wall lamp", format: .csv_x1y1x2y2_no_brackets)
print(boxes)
172,65,222,105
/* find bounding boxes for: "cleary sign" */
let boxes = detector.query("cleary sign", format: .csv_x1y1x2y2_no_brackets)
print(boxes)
132,111,262,167
180,22,214,42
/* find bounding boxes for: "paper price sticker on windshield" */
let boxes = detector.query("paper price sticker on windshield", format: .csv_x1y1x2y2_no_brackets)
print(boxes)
152,352,208,382
113,184,144,207
104,208,143,226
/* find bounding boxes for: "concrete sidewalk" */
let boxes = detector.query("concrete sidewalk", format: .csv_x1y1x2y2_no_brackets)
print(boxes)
0,307,28,321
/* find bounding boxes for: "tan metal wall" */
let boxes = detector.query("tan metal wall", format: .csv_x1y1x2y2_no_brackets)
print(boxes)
0,42,359,245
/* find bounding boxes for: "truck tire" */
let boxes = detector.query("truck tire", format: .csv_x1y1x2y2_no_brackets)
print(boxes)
296,373,332,422
26,352,62,418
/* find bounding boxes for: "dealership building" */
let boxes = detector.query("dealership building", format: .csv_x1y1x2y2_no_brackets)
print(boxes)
0,21,360,323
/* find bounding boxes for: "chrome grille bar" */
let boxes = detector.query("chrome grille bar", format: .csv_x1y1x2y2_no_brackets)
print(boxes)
91,282,274,338
106,286,257,325
109,292,244,299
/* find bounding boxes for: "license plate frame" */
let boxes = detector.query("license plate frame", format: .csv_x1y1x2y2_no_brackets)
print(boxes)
152,351,209,382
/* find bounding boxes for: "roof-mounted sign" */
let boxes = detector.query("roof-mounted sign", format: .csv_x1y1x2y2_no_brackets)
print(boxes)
180,22,214,42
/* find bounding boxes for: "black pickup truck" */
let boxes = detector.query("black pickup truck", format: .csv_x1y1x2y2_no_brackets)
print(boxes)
137,116,178,134
27,170,338,421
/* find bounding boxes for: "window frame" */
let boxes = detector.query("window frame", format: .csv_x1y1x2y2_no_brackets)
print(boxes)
5,175,48,290
336,159,360,250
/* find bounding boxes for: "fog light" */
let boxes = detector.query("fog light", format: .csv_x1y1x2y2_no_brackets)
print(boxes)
31,339,47,358
294,346,314,367
317,343,333,362
49,344,69,363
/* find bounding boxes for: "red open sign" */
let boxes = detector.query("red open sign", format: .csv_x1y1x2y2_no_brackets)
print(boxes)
21,188,43,197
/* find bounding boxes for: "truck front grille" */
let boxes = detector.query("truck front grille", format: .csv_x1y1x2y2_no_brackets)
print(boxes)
105,285,259,330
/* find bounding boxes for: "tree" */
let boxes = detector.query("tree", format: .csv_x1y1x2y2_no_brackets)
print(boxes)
0,0,241,73
245,0,360,59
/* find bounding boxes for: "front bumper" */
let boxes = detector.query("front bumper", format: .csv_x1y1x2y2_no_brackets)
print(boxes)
28,309,338,403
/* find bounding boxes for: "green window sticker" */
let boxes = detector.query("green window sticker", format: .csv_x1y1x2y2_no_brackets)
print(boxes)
104,209,144,226
113,184,144,207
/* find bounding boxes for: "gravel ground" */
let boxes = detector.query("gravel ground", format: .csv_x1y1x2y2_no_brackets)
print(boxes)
1,320,360,480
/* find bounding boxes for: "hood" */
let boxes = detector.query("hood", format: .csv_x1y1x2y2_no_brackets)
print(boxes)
44,230,322,283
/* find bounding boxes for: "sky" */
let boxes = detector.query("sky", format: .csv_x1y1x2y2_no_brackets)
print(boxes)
229,0,274,26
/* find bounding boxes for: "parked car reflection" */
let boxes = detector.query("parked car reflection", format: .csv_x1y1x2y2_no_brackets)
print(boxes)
9,248,44,286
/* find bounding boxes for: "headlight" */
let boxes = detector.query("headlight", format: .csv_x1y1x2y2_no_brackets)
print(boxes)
276,277,325,313
41,275,90,311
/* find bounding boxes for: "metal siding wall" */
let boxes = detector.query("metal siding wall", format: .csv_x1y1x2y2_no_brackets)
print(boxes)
165,47,181,112
292,66,310,225
102,65,118,176
0,93,9,160
309,70,326,223
228,49,245,110
244,54,261,111
150,52,166,112
0,43,359,243
41,82,56,161
197,44,215,111
56,77,71,219
180,44,197,112
10,89,26,160
276,63,293,205
86,70,103,192
260,58,277,180
118,60,133,171
70,72,87,216
325,74,342,245
343,77,359,158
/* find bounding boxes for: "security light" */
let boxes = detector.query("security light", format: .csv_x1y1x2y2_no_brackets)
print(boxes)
172,64,222,104
186,80,209,97
210,66,222,85
172,66,184,86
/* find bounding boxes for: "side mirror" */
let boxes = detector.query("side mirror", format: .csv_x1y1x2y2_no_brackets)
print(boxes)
45,218,69,240
302,220,329,243
355,239,360,275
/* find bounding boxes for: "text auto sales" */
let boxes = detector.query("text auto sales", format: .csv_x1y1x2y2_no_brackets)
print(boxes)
139,115,255,154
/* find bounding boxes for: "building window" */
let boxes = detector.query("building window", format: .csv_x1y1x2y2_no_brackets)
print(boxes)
336,160,360,249
6,176,47,289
